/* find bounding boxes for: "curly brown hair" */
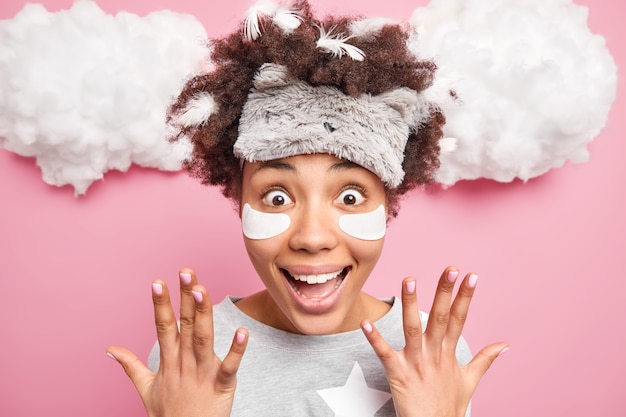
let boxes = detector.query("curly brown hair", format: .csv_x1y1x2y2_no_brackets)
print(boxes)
167,0,445,218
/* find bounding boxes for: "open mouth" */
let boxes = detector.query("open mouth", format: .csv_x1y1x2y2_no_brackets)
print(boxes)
282,267,350,301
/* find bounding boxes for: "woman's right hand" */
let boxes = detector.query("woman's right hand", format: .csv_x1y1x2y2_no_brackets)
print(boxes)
361,267,507,417
107,268,248,417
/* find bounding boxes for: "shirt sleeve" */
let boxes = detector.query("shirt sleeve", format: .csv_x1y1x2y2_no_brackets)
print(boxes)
147,340,160,373
456,335,473,417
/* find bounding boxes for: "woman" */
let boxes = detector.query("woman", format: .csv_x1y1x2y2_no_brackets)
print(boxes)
107,1,508,416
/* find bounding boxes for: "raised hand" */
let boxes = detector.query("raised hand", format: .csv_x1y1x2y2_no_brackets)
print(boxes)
107,269,248,417
361,267,508,417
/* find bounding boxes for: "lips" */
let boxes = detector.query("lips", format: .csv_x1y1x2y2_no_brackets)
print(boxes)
282,267,350,303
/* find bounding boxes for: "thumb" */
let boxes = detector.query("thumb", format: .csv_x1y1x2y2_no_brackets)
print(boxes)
107,346,155,396
215,329,248,392
465,342,509,385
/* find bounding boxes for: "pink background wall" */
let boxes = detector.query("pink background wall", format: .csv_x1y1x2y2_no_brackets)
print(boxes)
0,0,624,415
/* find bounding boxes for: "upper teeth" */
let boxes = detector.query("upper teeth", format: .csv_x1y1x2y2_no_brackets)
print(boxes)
291,271,342,284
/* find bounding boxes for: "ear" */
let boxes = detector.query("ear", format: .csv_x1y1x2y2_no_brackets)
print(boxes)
374,87,429,129
252,63,293,90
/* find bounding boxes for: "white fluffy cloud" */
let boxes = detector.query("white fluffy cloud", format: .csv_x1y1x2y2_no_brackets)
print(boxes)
0,0,618,194
411,0,618,185
0,0,206,194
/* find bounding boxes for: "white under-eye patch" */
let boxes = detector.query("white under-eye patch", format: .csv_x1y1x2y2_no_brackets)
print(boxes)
241,203,291,239
338,204,386,240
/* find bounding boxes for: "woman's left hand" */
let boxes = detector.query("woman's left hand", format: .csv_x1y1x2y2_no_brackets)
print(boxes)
361,267,508,417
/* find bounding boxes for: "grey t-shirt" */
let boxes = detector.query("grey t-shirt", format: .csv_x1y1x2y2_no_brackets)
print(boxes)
148,296,472,417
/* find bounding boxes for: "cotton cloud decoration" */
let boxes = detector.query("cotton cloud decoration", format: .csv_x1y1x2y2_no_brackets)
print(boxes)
0,0,618,194
0,0,204,194
412,0,618,185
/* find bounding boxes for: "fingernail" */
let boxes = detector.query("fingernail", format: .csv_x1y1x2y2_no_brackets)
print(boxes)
447,270,459,283
180,273,192,285
106,352,116,361
405,280,416,294
498,347,510,357
362,322,373,333
192,290,203,303
468,274,478,288
236,331,246,344
152,283,163,296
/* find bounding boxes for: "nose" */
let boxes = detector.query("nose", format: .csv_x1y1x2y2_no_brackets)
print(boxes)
288,204,339,253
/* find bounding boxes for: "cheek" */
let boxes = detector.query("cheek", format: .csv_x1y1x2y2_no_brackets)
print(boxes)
338,204,386,240
241,204,288,277
347,238,385,273
244,236,284,281
241,203,291,239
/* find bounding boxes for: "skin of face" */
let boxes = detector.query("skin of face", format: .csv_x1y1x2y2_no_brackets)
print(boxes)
235,153,392,335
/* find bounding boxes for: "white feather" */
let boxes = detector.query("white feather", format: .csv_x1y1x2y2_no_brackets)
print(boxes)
244,1,279,41
349,17,396,38
316,26,365,61
177,93,217,127
439,137,458,154
273,6,301,34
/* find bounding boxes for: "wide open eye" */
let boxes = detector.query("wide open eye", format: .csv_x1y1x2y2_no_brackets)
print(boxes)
263,189,293,206
336,187,366,206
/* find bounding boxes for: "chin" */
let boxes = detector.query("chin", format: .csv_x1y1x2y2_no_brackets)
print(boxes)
289,312,352,335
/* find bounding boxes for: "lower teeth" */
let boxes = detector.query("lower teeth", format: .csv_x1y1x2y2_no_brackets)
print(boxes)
296,278,343,299
286,269,347,300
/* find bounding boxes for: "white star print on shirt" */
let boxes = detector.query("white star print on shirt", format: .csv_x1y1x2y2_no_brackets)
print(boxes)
317,362,392,417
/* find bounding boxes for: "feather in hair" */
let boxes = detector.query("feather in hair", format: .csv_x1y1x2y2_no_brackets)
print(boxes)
244,1,279,41
273,5,302,34
177,93,217,127
316,25,365,61
439,137,458,154
349,17,396,39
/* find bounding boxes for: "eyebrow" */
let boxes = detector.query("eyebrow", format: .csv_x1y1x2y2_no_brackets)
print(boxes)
253,158,361,174
254,160,296,173
329,160,360,172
